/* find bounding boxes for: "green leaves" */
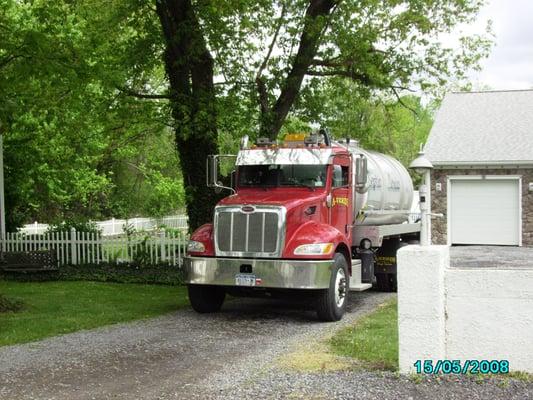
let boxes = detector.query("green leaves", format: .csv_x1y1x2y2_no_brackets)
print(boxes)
0,0,492,230
293,77,435,172
188,0,492,139
0,0,182,229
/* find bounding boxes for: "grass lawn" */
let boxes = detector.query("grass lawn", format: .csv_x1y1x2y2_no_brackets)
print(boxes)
0,281,189,346
330,298,398,371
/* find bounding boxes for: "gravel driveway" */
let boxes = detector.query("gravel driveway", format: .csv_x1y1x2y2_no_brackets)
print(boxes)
451,245,533,269
1,291,531,400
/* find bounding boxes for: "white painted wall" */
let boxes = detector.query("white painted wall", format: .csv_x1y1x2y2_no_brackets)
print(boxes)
446,268,533,372
397,245,447,373
398,245,533,374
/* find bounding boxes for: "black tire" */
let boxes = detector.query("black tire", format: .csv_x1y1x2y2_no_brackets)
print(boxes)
188,284,226,313
316,253,349,322
375,273,397,292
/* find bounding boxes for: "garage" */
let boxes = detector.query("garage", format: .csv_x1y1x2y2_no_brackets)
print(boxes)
449,177,521,246
424,90,533,247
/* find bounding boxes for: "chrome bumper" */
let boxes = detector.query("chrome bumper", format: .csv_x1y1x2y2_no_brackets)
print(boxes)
183,256,334,289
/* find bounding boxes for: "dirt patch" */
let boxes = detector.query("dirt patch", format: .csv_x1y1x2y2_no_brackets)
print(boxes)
277,341,354,372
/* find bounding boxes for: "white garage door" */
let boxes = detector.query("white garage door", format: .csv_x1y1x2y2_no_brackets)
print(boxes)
449,178,520,245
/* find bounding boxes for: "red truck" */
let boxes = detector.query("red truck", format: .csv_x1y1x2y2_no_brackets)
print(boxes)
184,131,420,321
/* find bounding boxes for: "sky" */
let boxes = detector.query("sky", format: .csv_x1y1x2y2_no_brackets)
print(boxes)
465,0,533,90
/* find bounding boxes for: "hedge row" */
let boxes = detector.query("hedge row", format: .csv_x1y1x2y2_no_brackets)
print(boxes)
0,263,185,286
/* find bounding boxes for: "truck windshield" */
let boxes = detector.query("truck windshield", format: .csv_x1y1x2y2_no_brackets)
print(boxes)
238,164,327,188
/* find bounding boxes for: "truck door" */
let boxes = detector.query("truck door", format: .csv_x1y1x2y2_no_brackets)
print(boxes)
330,156,352,241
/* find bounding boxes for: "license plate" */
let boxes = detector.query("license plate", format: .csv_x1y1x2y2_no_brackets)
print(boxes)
235,274,256,286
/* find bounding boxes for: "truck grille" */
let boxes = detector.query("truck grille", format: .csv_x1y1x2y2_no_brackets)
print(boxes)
214,206,285,257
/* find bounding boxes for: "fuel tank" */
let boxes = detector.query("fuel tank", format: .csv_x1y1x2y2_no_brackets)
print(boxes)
338,140,414,225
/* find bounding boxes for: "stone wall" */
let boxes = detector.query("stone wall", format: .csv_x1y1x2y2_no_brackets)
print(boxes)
431,168,533,246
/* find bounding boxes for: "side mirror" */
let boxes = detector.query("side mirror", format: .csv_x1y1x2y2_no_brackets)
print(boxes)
355,155,367,189
206,155,218,187
230,170,236,189
206,154,237,194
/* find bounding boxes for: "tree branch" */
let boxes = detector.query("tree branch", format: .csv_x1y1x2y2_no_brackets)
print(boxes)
306,68,372,85
306,69,348,76
310,58,345,68
256,4,286,81
255,4,286,115
0,54,24,70
214,80,253,87
310,46,386,69
391,86,418,115
391,85,416,93
116,86,171,100
256,79,270,116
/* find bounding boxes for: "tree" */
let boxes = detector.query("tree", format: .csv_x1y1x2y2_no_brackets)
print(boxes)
0,0,492,232
154,0,491,230
156,0,221,231
0,0,184,229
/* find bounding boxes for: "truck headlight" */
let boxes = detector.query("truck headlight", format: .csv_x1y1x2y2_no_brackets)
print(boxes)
294,243,334,255
187,240,205,253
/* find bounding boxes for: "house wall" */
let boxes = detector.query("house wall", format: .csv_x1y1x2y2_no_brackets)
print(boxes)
431,168,533,246
398,245,533,374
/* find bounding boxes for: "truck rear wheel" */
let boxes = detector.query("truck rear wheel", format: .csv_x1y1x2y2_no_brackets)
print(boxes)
188,284,226,313
316,253,348,322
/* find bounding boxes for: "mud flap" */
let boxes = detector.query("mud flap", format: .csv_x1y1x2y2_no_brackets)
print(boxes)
359,249,375,283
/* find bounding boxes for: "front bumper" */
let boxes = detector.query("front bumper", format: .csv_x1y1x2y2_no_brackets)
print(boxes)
183,256,334,289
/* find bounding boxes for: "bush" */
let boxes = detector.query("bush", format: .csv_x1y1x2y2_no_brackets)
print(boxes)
0,263,184,286
0,294,24,313
46,220,102,235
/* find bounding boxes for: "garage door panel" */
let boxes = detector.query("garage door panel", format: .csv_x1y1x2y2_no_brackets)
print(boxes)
450,179,519,246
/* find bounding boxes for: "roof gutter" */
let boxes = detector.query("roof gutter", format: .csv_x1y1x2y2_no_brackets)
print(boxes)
431,160,533,169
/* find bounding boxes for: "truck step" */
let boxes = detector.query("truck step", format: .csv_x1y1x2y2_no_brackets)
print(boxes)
350,283,372,292
349,259,371,291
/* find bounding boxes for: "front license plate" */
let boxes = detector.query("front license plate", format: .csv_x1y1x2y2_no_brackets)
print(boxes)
235,274,256,286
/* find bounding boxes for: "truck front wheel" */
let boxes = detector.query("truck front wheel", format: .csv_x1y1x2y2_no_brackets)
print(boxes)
316,253,349,322
188,284,226,313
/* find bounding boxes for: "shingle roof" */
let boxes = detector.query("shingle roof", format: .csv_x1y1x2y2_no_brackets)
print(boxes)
424,90,533,166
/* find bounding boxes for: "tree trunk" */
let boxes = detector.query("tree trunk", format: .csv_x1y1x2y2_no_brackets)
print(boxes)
156,0,220,232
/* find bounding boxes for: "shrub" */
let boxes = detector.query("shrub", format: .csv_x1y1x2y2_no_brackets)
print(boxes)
0,294,23,313
46,220,102,235
0,263,184,286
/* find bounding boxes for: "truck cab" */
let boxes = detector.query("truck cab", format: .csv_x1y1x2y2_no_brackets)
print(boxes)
184,132,419,321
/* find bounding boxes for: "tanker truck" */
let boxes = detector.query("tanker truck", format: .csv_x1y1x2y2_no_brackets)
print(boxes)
183,130,420,321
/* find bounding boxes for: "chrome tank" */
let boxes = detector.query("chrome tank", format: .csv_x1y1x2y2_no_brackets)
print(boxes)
340,140,414,225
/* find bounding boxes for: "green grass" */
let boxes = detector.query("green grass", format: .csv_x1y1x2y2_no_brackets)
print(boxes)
330,298,398,371
0,281,188,346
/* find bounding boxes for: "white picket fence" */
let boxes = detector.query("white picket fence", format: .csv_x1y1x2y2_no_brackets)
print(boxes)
2,229,189,267
20,214,188,236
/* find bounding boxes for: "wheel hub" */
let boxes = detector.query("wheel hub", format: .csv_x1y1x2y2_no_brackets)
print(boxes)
335,268,347,307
